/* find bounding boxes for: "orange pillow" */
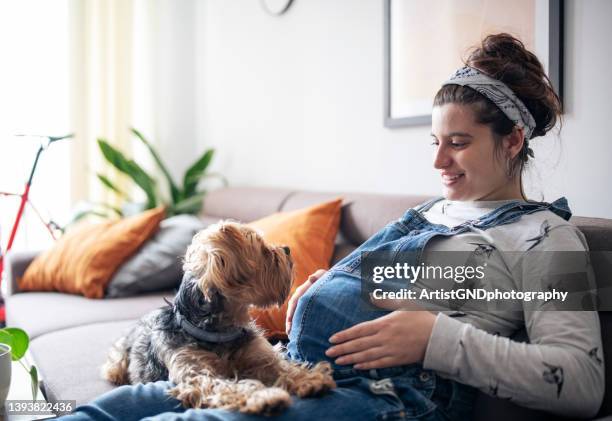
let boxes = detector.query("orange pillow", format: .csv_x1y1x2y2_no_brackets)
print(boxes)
19,207,166,298
248,199,342,338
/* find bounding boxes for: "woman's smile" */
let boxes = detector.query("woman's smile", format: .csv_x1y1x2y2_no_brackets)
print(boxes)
441,172,465,186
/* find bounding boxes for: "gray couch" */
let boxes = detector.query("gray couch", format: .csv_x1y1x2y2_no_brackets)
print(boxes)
4,187,612,420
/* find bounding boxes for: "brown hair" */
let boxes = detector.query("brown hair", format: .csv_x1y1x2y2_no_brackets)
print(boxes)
433,33,562,178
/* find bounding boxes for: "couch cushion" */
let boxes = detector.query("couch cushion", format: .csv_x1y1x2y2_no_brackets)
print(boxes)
5,291,173,339
472,392,559,421
248,199,342,338
105,215,206,298
571,216,612,251
201,187,293,222
598,312,612,417
281,191,432,246
30,320,135,406
19,207,166,298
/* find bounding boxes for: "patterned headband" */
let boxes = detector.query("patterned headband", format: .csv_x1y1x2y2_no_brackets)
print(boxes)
442,66,536,141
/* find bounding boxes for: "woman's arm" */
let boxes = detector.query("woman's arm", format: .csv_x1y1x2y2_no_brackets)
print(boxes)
423,225,604,418
424,310,603,417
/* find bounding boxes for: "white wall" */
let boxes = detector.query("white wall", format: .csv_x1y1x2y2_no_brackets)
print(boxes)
146,0,199,184
544,0,612,218
194,0,437,198
157,0,612,218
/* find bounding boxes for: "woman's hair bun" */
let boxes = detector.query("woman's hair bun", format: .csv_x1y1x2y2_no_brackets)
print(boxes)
465,33,562,138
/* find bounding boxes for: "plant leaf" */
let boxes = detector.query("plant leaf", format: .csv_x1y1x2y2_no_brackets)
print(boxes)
97,138,131,173
0,330,13,350
96,174,130,200
202,171,229,188
131,128,181,204
93,202,123,217
183,149,214,197
97,139,157,209
1,328,29,360
65,208,110,227
169,192,206,215
70,210,109,223
29,365,38,401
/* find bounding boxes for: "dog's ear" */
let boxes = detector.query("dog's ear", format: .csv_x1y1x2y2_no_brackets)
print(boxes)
183,220,263,298
201,248,230,292
184,245,225,291
182,230,207,279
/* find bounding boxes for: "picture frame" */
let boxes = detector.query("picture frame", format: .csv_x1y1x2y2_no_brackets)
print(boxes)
384,0,563,128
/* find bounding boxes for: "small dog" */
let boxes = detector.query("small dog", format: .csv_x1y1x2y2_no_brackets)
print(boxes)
102,220,335,415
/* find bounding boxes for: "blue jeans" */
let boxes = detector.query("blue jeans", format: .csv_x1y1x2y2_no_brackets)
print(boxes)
60,366,473,421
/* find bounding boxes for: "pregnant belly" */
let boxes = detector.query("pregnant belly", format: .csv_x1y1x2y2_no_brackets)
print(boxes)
287,270,390,366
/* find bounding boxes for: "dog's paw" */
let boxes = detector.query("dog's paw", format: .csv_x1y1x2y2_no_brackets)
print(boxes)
293,376,336,398
168,383,208,409
291,362,336,398
241,387,291,416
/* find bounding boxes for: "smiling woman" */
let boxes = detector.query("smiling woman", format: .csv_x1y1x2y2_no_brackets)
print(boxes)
431,33,562,202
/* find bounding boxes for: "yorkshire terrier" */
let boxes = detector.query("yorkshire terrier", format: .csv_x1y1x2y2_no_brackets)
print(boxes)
102,220,335,415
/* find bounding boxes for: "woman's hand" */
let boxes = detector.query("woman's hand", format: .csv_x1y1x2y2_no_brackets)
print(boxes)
325,309,436,370
285,269,327,335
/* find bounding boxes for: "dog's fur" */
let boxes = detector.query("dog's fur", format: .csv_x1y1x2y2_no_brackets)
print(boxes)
102,221,335,415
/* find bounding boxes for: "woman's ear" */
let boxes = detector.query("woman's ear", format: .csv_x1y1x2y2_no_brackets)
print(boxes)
503,126,525,160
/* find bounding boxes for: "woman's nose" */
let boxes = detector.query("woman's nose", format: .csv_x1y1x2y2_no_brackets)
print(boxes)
433,145,452,169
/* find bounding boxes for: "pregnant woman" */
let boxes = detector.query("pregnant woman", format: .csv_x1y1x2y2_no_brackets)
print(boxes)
59,33,604,421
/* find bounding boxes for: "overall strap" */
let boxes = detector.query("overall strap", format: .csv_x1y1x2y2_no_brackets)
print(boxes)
413,197,445,213
474,197,572,229
547,197,572,221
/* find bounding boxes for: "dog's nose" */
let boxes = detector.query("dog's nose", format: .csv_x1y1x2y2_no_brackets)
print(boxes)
282,246,291,256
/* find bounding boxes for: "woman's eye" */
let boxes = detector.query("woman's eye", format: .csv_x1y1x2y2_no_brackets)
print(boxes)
430,140,439,146
450,142,467,148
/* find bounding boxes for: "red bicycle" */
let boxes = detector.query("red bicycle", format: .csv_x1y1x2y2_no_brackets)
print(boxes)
0,134,73,322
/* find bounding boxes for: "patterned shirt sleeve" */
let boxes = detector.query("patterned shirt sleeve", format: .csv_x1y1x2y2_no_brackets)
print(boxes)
423,224,604,418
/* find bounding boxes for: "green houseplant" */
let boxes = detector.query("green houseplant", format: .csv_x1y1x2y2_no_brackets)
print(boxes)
76,128,226,221
0,327,38,400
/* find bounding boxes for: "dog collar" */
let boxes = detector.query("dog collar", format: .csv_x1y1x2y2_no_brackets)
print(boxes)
175,310,247,344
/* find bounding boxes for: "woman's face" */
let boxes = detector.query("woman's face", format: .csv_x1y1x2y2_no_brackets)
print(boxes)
431,103,520,201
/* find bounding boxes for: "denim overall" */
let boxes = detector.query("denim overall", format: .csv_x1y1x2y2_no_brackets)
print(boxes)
287,196,572,421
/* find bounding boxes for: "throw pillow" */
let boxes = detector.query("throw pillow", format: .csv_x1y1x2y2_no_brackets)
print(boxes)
105,214,206,298
248,198,342,338
19,207,166,298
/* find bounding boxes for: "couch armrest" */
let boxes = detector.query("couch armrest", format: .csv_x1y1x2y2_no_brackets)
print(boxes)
3,250,41,296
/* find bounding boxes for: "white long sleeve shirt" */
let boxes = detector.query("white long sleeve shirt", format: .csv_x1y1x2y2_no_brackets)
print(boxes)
420,199,604,418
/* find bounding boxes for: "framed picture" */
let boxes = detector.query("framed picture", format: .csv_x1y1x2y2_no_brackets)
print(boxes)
384,0,563,128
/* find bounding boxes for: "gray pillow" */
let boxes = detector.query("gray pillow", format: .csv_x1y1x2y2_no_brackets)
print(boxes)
105,214,206,298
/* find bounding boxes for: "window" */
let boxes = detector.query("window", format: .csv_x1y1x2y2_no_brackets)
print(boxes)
0,0,71,252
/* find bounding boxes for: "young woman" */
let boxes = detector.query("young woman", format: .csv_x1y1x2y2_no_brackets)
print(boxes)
60,33,604,421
